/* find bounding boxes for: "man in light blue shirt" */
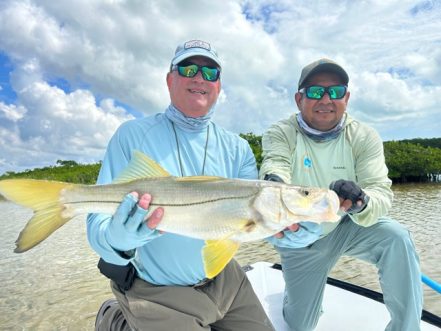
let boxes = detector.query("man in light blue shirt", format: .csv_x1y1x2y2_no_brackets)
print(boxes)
88,40,274,331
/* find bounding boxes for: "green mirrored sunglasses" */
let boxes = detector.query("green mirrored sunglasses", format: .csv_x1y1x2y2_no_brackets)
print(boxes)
172,63,220,82
299,85,347,100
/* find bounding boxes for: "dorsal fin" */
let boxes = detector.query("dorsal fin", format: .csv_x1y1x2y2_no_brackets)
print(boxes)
113,150,171,184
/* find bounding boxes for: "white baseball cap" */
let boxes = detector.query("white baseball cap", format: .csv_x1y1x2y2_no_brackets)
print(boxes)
170,40,221,69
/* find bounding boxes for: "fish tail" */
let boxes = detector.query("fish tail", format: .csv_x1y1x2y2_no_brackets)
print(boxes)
0,179,74,253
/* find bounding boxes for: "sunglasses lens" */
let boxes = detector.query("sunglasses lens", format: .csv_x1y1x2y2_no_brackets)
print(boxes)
176,64,220,81
178,64,198,78
201,67,220,81
328,86,346,99
306,86,325,99
304,85,346,99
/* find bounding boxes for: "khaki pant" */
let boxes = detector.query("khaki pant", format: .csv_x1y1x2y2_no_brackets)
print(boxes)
99,259,275,331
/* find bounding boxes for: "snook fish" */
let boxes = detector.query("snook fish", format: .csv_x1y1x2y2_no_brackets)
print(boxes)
0,151,340,278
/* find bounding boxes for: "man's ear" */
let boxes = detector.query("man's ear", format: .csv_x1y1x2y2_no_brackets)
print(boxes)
166,72,172,92
294,92,302,109
344,90,351,104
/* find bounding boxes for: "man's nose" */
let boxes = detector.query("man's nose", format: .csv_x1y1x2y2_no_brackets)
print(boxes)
319,92,333,103
191,70,205,82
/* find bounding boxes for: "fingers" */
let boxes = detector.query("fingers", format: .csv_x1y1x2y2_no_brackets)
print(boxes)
274,231,284,239
135,193,163,230
287,224,300,232
138,193,151,209
107,192,164,251
273,223,300,239
146,207,163,230
126,193,163,233
125,193,151,232
339,198,363,213
136,193,163,230
137,207,164,239
330,180,362,201
113,192,139,225
339,197,351,212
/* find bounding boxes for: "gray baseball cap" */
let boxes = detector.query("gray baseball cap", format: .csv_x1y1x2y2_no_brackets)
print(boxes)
298,58,349,90
170,40,221,69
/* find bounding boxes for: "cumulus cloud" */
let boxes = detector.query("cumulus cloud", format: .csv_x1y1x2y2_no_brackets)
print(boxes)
0,102,26,121
0,77,133,173
0,0,440,174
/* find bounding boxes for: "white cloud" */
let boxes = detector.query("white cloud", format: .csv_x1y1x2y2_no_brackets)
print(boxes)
0,102,26,121
0,0,440,174
0,78,133,173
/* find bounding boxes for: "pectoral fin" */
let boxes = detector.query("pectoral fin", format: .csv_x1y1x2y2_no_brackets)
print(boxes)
202,239,240,279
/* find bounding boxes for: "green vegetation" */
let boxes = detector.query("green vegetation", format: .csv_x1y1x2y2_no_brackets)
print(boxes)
239,134,441,183
399,137,441,149
384,141,441,183
0,137,440,184
0,160,101,184
240,133,263,169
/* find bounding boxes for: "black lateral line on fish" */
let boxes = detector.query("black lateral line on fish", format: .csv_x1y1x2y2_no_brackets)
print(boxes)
66,193,257,208
150,194,256,207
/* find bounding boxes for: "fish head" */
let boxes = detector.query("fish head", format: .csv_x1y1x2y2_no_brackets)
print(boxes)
252,184,340,230
280,185,340,224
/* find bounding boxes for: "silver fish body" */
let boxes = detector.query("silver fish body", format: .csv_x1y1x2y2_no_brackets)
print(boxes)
0,149,340,277
0,151,341,278
62,176,340,243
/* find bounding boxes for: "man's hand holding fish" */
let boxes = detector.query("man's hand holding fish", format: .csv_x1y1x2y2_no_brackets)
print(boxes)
104,192,163,253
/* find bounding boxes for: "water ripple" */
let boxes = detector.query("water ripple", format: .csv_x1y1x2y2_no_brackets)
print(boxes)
1,183,440,329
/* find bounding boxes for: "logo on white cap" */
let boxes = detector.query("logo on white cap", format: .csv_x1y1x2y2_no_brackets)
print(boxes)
184,40,211,51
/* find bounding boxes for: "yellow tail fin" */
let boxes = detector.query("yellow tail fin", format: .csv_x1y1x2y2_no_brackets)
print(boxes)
0,179,73,252
202,239,240,279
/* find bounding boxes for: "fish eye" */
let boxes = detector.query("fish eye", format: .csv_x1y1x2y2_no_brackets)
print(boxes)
302,189,310,196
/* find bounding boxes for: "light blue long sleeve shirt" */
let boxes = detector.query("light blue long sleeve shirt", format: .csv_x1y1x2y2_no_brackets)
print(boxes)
86,112,257,286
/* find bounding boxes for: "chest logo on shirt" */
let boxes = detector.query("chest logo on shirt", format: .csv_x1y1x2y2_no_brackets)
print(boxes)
303,156,312,169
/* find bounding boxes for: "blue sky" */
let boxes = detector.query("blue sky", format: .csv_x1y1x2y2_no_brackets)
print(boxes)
0,0,440,174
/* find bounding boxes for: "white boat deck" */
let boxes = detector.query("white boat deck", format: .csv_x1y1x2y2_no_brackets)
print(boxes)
246,262,440,331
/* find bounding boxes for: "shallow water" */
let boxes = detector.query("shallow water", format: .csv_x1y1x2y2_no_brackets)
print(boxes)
0,183,440,330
